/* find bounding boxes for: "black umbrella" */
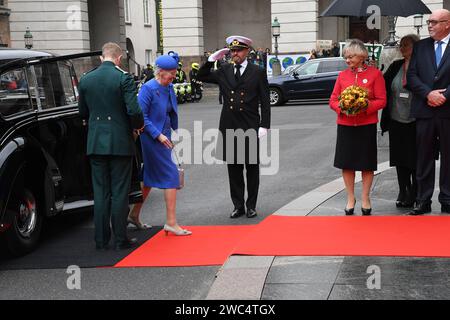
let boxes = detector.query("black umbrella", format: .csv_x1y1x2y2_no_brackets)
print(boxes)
320,0,431,17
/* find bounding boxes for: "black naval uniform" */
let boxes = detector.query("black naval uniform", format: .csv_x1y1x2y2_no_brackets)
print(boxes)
197,60,271,214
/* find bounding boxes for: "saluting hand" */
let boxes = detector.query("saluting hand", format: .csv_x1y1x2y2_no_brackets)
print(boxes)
209,48,230,62
158,134,174,149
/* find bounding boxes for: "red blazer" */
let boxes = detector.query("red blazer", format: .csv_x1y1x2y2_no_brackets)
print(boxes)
330,65,387,126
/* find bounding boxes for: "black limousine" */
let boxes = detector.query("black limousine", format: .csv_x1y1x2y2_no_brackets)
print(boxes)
0,49,143,256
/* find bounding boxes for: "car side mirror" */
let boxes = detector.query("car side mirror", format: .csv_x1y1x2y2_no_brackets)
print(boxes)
292,71,299,79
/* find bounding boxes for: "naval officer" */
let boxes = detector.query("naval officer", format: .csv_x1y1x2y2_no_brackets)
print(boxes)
197,35,271,219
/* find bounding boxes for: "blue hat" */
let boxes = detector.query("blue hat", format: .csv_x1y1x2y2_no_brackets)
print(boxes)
155,51,179,70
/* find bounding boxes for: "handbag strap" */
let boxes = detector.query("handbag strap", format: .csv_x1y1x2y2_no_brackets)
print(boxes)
172,144,182,168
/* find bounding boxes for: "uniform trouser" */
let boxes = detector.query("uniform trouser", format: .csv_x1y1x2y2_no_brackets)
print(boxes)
227,163,260,211
90,155,132,246
416,117,450,205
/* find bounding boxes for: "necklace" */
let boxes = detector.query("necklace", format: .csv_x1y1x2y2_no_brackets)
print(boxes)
352,64,368,84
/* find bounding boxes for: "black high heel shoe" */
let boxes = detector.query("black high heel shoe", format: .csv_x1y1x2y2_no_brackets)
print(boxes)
345,200,356,216
362,207,372,216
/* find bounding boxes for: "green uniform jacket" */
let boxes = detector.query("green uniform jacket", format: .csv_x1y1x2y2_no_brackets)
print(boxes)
78,61,144,156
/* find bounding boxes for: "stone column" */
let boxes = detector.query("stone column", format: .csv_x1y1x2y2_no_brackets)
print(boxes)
271,0,318,53
0,0,11,47
162,0,204,57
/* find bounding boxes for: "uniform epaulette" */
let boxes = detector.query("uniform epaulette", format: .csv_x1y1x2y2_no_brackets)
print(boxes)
82,66,98,76
115,66,129,74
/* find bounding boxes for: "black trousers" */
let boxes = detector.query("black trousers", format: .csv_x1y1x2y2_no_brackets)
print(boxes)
227,163,260,211
416,117,450,205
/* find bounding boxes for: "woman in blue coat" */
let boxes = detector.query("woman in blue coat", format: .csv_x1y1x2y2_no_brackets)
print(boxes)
137,53,191,236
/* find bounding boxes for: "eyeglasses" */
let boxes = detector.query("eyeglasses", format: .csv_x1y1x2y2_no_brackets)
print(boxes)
426,19,449,26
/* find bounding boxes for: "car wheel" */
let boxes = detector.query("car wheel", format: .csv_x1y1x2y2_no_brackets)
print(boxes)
270,88,284,106
4,189,43,256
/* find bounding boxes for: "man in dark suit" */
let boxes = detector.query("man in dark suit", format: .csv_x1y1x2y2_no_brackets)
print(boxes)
197,35,271,219
78,42,144,250
407,9,450,215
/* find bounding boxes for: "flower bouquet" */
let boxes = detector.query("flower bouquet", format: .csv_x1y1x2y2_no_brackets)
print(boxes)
338,85,369,116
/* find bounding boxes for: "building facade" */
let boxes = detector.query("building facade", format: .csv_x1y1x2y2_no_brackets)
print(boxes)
124,0,158,76
162,0,450,59
6,0,157,76
8,0,119,54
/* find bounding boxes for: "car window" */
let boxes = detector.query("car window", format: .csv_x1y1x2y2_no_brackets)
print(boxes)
33,64,55,110
339,60,348,71
297,62,319,76
0,68,32,117
319,60,347,73
58,61,77,105
32,61,77,109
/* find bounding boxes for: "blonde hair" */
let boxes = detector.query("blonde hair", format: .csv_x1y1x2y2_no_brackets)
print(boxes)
102,42,123,59
343,39,369,59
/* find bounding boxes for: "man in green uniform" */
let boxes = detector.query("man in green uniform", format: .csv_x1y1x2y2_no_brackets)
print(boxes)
78,42,144,250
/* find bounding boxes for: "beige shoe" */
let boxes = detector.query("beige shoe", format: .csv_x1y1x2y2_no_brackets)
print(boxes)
163,224,192,236
127,217,152,230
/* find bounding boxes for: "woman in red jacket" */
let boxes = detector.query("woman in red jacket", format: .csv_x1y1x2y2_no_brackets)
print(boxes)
330,39,387,216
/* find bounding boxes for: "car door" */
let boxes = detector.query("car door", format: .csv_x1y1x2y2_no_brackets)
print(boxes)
282,61,321,99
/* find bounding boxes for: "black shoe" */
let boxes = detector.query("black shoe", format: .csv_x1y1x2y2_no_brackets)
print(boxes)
361,208,372,216
396,192,406,208
397,199,415,208
345,200,356,216
114,238,139,251
441,204,450,214
230,209,245,219
246,209,258,218
409,202,432,215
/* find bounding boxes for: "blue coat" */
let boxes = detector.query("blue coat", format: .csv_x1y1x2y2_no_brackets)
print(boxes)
138,79,178,139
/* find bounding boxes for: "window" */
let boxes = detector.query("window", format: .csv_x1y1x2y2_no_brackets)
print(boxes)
297,62,319,76
143,0,151,25
145,50,153,65
0,68,32,117
319,60,347,73
124,0,131,24
33,64,55,110
58,62,77,105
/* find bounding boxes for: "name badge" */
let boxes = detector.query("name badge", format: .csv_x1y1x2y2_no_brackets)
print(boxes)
399,92,410,99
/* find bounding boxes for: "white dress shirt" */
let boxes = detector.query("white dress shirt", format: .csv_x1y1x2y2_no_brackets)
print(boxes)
435,33,450,58
234,59,248,76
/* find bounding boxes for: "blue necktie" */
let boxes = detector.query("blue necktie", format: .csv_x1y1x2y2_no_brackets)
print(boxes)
436,41,444,67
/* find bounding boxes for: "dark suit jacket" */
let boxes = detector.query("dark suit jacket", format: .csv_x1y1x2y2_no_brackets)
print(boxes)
197,61,271,132
407,37,450,119
381,59,405,133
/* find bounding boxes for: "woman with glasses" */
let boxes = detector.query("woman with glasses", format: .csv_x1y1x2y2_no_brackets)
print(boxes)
381,34,420,209
329,39,387,216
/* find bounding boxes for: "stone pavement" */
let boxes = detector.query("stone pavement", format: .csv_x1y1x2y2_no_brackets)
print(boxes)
206,163,450,300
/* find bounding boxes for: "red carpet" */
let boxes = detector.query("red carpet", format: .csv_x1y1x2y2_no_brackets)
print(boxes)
115,216,450,268
235,216,450,258
115,225,255,268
